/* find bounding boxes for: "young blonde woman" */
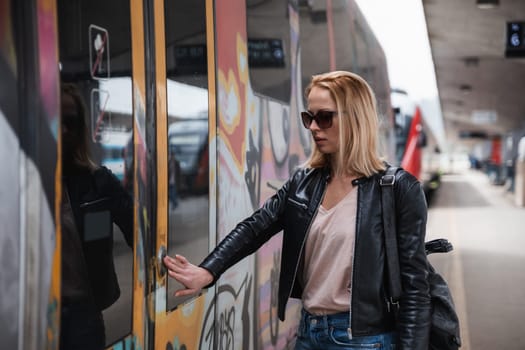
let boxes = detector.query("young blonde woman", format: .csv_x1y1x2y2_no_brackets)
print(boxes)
164,71,431,350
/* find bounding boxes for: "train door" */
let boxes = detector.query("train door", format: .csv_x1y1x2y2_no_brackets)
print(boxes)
54,0,216,348
153,0,216,348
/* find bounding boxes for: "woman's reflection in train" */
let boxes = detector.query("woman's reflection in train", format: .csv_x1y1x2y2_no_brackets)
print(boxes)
60,83,133,350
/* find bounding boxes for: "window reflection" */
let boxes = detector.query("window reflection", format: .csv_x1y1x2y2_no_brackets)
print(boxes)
164,0,210,309
57,0,134,346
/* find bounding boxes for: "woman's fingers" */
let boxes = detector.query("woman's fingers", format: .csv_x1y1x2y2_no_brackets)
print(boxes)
167,269,193,284
165,255,201,285
174,254,188,264
168,269,203,297
163,254,212,297
163,255,176,268
163,255,189,273
164,254,186,266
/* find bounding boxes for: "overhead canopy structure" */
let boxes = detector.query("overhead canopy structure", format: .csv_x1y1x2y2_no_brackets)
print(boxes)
422,0,525,146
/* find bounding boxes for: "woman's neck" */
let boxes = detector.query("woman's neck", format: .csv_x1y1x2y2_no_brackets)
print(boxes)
329,172,357,184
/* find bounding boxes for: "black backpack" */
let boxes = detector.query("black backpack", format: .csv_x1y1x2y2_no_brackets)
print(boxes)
380,166,461,349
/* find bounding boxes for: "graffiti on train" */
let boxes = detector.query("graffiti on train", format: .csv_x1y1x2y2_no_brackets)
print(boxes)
200,275,253,350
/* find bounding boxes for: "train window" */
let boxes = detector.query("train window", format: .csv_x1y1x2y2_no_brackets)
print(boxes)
57,0,134,347
298,1,332,98
164,0,210,310
246,0,291,102
297,1,393,159
298,2,390,108
298,2,377,92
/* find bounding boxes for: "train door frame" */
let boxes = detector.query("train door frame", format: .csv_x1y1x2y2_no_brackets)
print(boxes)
51,0,150,348
128,0,148,348
151,0,218,348
49,0,218,348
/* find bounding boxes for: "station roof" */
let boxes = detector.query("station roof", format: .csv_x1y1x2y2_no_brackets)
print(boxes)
423,0,525,145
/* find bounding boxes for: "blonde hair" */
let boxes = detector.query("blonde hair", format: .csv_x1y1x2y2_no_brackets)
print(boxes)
304,71,385,177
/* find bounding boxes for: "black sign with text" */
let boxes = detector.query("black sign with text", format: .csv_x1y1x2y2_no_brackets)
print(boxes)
247,39,285,68
174,44,207,75
505,22,525,58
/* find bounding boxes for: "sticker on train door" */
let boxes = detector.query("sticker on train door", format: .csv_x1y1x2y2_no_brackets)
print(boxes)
90,88,111,143
89,24,110,80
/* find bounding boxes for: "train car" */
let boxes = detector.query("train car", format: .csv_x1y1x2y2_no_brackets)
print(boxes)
1,0,399,349
391,88,442,203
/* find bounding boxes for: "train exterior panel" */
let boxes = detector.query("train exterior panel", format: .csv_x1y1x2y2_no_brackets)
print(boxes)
0,0,415,349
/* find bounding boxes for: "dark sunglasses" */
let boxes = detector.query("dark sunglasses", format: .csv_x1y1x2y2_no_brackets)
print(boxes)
300,110,337,129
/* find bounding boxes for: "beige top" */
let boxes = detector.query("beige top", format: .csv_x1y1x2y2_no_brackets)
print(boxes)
302,186,357,315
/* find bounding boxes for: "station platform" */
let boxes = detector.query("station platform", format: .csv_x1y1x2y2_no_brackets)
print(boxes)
426,167,525,350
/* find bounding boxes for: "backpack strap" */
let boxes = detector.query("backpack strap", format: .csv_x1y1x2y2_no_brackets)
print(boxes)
380,166,403,309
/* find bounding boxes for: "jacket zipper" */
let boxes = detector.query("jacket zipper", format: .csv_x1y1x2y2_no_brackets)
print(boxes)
285,176,328,313
347,183,360,339
79,196,111,209
287,197,308,210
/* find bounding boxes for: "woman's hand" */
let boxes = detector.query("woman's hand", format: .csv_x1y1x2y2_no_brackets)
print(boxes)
163,254,214,297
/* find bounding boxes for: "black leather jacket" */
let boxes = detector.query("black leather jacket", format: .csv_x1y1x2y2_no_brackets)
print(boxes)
64,166,133,310
200,166,431,349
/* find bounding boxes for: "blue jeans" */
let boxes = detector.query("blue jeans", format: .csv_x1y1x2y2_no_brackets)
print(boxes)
295,309,397,350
